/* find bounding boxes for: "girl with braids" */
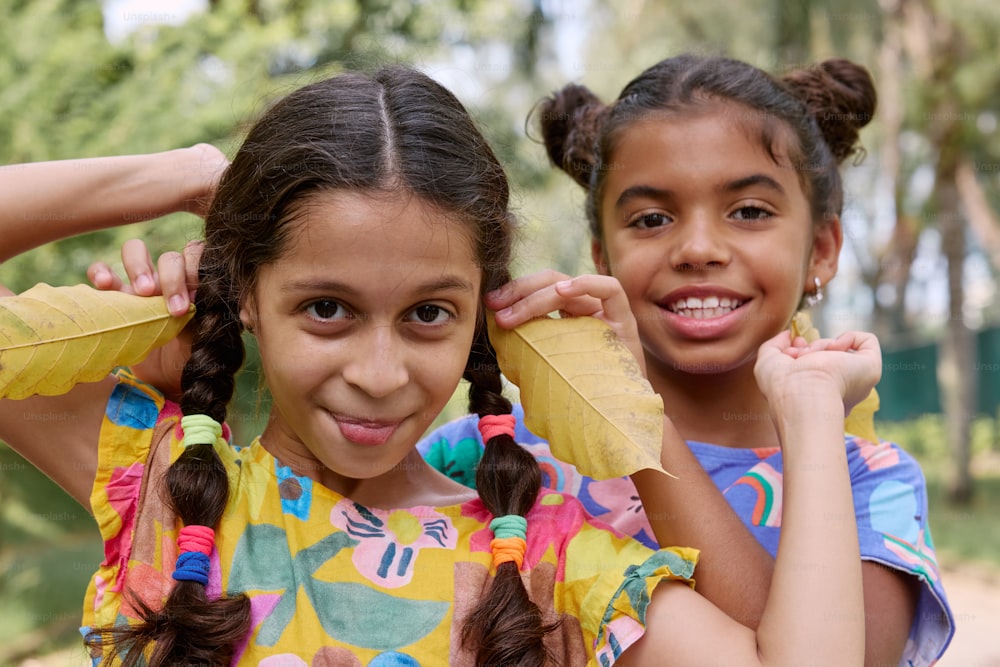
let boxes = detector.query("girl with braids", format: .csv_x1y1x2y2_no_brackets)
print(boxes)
420,54,954,666
2,63,879,666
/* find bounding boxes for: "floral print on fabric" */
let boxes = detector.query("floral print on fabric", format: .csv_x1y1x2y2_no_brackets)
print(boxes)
329,500,457,588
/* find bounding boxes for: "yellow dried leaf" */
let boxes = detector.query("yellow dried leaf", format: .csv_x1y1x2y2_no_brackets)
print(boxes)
0,283,194,399
488,315,669,480
844,389,880,444
789,312,880,443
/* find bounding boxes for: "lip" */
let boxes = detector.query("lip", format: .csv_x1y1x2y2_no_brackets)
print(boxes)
333,414,402,447
656,285,752,339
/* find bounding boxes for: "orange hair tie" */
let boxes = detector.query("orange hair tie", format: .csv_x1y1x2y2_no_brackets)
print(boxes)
490,536,526,569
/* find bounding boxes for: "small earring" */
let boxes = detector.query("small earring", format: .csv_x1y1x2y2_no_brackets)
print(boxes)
805,276,824,307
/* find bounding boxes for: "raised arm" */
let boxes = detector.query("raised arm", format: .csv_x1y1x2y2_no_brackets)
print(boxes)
0,143,226,262
0,146,222,507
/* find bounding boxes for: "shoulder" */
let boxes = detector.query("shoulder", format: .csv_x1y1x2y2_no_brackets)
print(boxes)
844,435,930,494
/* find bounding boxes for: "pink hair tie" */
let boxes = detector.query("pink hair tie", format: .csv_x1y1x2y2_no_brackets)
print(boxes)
478,414,516,442
177,525,215,556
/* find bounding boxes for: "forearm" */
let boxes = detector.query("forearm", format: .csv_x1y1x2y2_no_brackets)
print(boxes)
755,388,864,665
631,422,774,628
0,145,217,261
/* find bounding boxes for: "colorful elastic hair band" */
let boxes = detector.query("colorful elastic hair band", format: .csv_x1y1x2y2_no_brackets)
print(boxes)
478,414,516,442
490,515,527,569
491,537,527,569
181,414,223,448
490,515,527,540
172,525,215,586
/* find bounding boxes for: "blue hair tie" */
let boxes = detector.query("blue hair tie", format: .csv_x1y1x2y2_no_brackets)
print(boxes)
172,551,210,585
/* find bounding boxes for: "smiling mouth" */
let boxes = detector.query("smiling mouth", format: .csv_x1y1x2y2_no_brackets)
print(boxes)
665,296,745,319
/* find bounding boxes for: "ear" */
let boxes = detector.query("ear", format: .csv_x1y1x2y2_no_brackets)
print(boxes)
239,297,256,333
807,215,842,291
591,238,610,276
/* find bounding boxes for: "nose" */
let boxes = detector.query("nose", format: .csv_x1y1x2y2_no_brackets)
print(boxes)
668,213,730,272
341,325,409,398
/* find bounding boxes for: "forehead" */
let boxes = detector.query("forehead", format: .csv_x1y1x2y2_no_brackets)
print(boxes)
265,189,480,287
603,104,805,197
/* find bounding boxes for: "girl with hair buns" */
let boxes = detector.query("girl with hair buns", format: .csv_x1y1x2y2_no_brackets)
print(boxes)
1,63,879,665
421,54,954,666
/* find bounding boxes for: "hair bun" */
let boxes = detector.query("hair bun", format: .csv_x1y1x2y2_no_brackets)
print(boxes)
536,83,607,188
782,58,877,163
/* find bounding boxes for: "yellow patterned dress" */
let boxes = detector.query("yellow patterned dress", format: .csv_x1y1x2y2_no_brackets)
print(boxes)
81,371,698,666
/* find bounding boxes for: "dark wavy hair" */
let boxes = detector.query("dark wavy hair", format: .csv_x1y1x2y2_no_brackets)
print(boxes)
536,54,877,239
87,66,555,666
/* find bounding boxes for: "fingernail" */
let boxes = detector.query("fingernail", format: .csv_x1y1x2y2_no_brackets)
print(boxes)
497,307,513,318
136,274,154,292
169,295,187,315
556,280,572,291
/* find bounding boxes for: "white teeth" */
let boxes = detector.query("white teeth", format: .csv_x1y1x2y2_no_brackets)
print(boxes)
668,296,743,317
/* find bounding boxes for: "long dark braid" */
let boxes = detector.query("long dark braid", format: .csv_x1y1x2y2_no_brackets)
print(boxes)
459,321,559,665
86,237,252,667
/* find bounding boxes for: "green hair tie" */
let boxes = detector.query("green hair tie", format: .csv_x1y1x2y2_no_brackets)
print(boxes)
181,414,223,448
489,515,527,540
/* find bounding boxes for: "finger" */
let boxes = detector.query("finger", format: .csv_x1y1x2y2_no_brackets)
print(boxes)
157,251,191,316
0,284,14,297
554,275,634,329
86,261,126,292
493,283,604,329
760,329,793,351
485,270,571,310
835,331,881,354
121,239,157,296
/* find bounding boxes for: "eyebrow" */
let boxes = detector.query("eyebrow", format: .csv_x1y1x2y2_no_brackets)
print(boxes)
282,276,476,296
720,174,786,196
614,174,786,210
614,184,672,210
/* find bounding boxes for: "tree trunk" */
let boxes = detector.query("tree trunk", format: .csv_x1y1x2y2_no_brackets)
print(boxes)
893,0,976,503
937,170,976,504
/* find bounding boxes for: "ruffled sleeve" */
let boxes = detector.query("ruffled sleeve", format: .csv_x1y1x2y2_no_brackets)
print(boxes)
542,492,697,665
587,547,697,664
847,436,954,665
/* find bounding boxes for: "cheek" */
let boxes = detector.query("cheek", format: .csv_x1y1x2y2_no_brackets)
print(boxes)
259,336,326,390
605,244,657,300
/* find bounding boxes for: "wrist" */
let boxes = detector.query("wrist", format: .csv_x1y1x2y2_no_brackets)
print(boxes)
170,144,225,216
769,391,844,425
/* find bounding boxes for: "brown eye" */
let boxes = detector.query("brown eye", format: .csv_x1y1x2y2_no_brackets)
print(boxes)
629,212,671,229
307,300,344,320
731,206,772,221
408,304,451,324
